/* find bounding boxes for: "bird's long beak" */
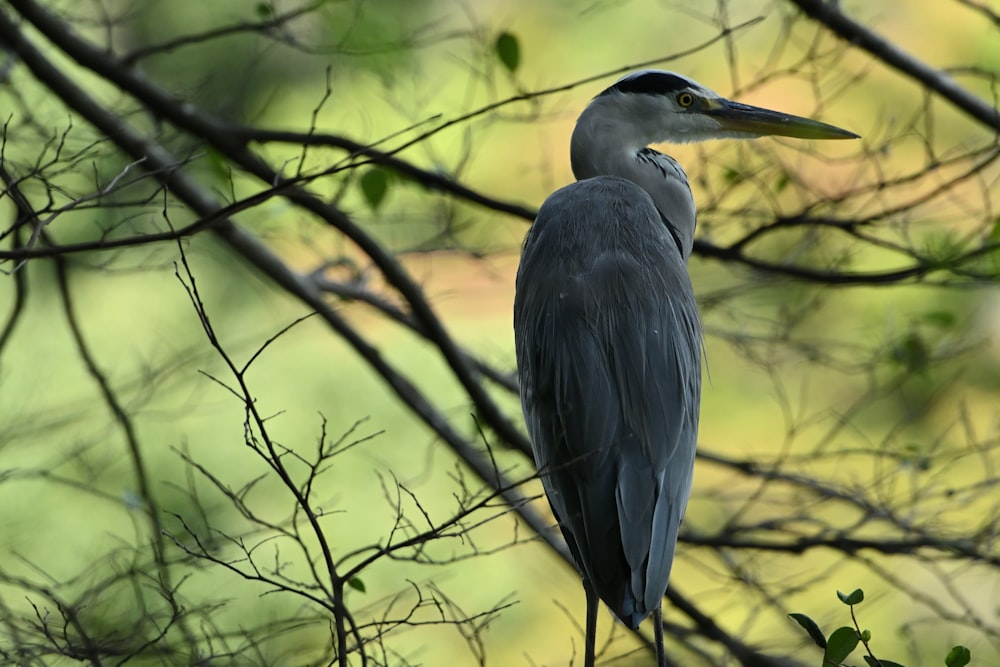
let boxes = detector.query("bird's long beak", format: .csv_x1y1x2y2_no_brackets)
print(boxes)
703,98,859,140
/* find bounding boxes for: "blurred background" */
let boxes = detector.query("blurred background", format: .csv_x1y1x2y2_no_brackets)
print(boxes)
0,0,998,665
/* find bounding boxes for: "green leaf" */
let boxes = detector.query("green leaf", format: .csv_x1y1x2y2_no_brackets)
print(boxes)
255,2,273,18
347,576,366,593
789,613,826,649
360,168,390,211
837,588,865,606
494,31,520,73
823,627,859,665
945,645,971,667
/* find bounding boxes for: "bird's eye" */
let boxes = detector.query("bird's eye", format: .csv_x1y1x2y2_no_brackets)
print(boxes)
677,92,695,108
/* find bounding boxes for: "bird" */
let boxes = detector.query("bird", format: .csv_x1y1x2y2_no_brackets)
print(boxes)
513,70,858,667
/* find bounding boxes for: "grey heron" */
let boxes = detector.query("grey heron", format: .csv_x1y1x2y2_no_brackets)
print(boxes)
513,70,857,666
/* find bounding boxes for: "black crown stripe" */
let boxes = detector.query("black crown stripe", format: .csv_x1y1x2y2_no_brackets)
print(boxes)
601,72,690,97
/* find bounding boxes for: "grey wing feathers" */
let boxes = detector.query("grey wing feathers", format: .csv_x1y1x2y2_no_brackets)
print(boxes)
514,176,701,628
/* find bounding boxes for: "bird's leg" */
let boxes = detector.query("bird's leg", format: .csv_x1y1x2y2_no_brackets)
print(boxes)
653,605,666,667
584,580,598,667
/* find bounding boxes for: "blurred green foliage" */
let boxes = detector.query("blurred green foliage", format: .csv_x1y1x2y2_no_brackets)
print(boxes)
0,0,998,665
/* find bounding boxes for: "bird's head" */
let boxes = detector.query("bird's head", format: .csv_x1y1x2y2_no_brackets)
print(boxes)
586,69,859,145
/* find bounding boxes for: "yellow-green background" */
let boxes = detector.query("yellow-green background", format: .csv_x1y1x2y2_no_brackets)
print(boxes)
1,0,998,664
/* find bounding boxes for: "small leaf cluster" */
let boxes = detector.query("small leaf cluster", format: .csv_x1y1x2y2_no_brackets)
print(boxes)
789,588,971,667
